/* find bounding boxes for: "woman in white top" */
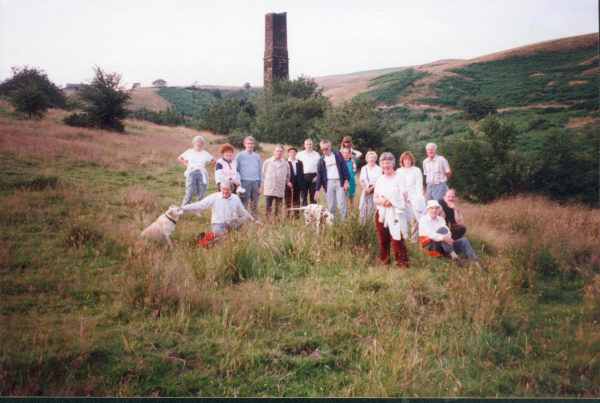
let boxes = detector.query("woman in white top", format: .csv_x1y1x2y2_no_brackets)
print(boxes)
178,135,216,205
373,152,409,268
358,151,382,224
396,151,426,243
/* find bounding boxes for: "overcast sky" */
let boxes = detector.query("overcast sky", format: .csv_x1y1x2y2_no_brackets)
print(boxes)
0,0,598,88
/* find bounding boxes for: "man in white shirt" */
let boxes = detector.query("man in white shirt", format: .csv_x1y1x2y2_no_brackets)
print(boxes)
422,143,451,201
180,180,257,234
418,200,481,269
296,139,321,205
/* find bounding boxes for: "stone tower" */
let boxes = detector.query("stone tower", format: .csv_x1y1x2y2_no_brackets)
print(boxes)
263,12,289,89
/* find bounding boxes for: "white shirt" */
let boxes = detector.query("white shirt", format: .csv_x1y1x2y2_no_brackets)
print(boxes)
182,149,214,179
181,193,253,224
422,155,451,184
418,214,448,241
297,150,320,174
397,166,424,200
360,164,382,187
324,154,339,180
288,159,298,175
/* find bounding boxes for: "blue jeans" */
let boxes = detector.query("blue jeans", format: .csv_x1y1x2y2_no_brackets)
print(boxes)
424,227,479,262
426,182,448,202
182,170,208,205
239,180,260,216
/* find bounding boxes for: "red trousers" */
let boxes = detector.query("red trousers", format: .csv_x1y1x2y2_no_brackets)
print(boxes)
375,211,409,268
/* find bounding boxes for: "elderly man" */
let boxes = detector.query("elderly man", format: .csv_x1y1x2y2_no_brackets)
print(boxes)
315,139,350,220
180,180,257,234
263,144,291,219
422,143,451,201
438,188,467,240
235,136,263,216
418,200,482,269
297,139,321,205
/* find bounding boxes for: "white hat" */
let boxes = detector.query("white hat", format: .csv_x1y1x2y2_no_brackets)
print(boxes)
426,200,441,209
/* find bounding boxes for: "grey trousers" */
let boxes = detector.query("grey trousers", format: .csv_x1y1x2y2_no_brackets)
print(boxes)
426,182,448,201
325,179,347,220
182,170,208,206
424,227,479,262
239,179,260,216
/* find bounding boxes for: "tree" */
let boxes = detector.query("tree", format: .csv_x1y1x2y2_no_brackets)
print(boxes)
253,76,330,146
152,79,167,87
9,84,51,119
480,114,516,162
314,95,389,153
0,66,66,109
459,96,497,121
65,67,130,132
198,98,256,134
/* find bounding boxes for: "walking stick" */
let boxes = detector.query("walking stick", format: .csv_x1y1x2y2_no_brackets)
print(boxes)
289,187,294,219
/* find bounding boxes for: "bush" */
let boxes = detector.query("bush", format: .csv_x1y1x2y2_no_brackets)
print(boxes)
227,130,262,151
198,98,255,134
459,96,498,121
9,84,51,119
63,113,91,128
130,106,183,127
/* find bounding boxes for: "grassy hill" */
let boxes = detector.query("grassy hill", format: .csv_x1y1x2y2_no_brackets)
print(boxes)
1,101,599,397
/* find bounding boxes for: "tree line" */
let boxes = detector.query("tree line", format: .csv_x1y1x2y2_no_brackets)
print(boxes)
1,66,596,206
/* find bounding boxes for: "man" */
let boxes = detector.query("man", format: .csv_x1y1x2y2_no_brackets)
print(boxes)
262,144,291,219
422,143,451,201
438,188,467,240
296,139,321,205
285,147,304,217
180,180,257,234
418,200,482,269
315,139,350,220
235,136,263,216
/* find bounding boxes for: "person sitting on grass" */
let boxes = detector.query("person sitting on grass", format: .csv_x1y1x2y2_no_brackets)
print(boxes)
418,200,482,270
180,180,258,235
438,188,467,240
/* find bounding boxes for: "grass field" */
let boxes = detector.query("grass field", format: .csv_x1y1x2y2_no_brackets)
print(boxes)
1,102,599,397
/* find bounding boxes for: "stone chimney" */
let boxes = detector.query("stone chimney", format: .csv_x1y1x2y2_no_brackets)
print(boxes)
264,12,289,89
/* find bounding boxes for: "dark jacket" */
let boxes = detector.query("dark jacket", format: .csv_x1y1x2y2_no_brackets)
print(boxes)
315,150,350,192
438,198,456,226
288,159,305,188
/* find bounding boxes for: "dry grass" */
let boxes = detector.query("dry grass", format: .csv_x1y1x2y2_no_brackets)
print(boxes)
127,87,173,111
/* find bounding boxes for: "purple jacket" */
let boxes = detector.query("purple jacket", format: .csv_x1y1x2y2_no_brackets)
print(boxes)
315,150,351,192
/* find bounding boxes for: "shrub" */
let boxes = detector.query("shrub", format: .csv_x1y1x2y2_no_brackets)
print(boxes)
227,129,262,151
63,112,91,128
0,66,66,109
198,98,255,134
9,84,51,119
459,96,498,121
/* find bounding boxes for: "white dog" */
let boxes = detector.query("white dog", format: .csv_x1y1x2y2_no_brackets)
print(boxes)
141,205,184,246
288,204,334,233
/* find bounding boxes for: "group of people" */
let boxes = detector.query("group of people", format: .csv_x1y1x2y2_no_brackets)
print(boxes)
175,135,482,270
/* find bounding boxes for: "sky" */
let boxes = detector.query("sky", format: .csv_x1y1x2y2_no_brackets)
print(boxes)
0,0,598,88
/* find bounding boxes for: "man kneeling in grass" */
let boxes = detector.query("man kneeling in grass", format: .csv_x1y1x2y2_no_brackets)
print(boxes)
180,180,259,234
418,200,482,270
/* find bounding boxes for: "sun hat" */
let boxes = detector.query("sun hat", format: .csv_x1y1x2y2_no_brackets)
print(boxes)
426,200,441,209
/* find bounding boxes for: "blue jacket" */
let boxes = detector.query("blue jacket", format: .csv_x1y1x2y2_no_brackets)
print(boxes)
315,150,351,192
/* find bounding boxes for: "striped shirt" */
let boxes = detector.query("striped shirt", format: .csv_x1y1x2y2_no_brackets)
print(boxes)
422,155,451,184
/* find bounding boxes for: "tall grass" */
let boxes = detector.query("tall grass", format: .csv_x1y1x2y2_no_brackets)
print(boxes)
1,102,598,396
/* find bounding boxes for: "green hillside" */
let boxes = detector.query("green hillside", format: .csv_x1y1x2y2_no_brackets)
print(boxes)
157,87,259,117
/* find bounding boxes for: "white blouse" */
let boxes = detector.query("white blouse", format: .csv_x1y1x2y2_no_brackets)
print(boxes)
397,166,424,200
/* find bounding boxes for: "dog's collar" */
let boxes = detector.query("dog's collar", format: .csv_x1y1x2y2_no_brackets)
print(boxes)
163,214,177,224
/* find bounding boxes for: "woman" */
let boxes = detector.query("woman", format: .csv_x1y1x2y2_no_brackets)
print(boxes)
178,136,216,206
262,144,291,219
358,151,382,224
339,136,361,174
341,147,362,212
215,143,241,193
396,151,426,243
373,152,410,268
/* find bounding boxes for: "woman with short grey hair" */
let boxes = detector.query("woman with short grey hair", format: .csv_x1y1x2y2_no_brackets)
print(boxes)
178,136,216,205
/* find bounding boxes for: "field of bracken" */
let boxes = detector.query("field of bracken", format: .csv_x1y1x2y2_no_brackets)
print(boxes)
1,101,598,397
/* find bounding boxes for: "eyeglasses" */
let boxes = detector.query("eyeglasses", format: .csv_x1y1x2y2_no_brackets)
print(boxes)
321,147,330,151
